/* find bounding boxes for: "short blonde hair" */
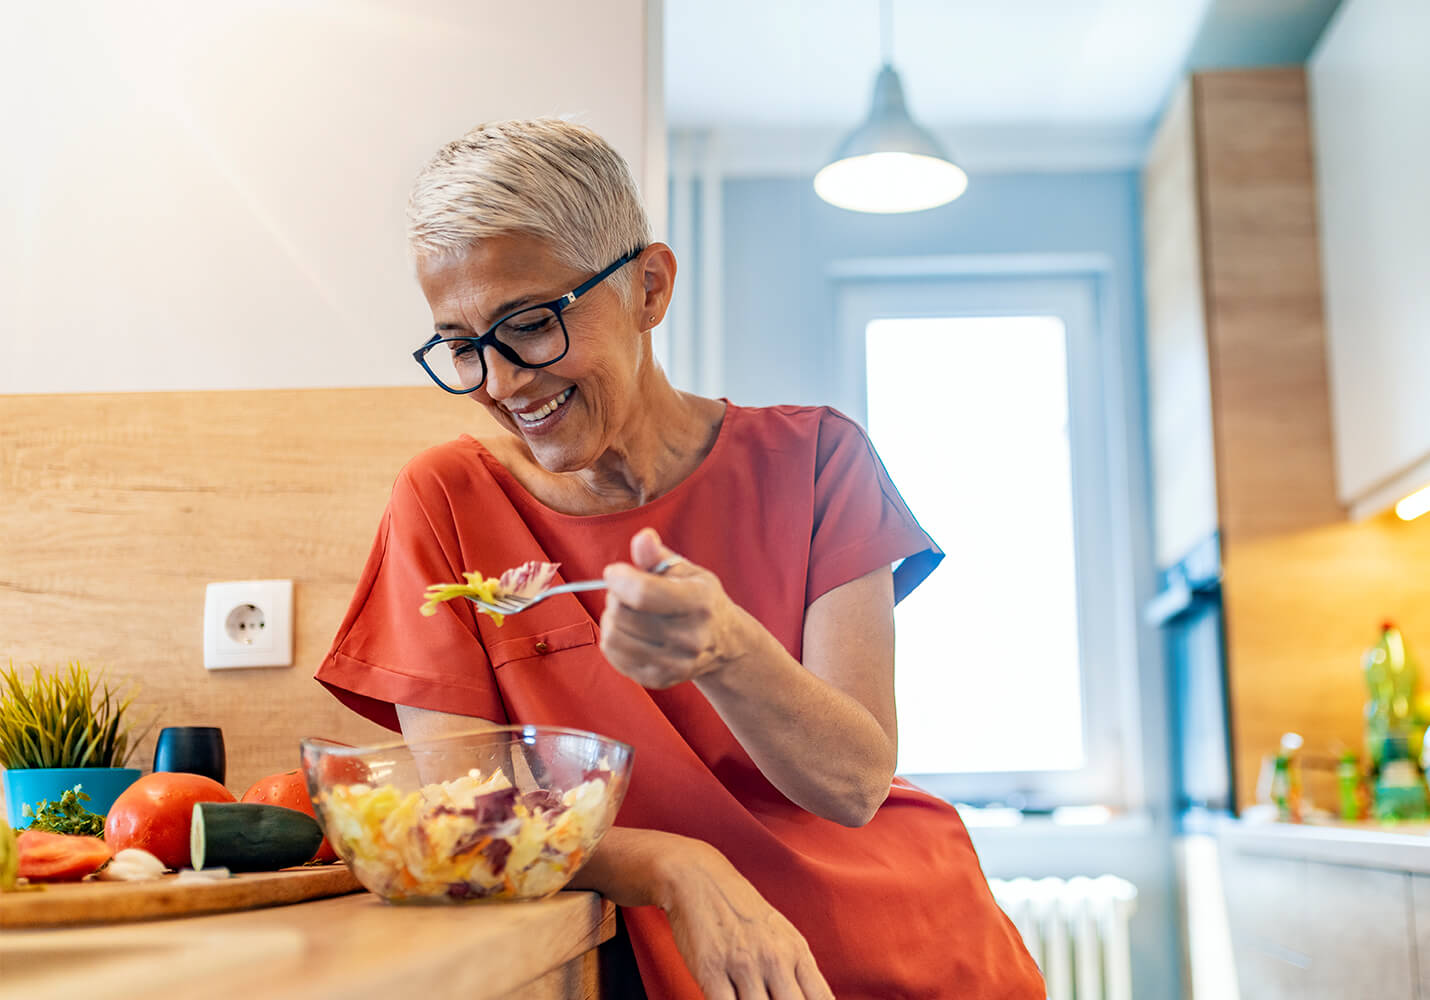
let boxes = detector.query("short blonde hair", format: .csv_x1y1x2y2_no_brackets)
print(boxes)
407,119,651,307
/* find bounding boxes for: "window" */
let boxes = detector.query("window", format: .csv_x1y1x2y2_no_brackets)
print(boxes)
867,315,1083,775
835,272,1136,808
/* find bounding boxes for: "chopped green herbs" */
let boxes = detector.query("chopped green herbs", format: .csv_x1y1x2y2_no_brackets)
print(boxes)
21,785,106,837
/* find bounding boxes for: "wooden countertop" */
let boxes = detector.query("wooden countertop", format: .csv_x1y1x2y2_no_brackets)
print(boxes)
0,890,617,1000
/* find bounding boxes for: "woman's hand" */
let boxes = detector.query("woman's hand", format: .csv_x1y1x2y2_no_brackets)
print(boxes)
660,838,834,1000
601,527,897,825
599,527,753,689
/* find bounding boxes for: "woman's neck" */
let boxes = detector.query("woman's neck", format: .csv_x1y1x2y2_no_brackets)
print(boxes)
487,373,727,517
574,385,724,510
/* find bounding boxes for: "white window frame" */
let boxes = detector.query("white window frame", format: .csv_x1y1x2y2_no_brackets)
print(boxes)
831,257,1145,810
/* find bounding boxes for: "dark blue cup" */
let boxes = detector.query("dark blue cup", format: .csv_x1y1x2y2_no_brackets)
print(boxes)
152,726,226,785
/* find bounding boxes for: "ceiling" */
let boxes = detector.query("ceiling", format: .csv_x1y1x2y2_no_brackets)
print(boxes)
664,0,1344,172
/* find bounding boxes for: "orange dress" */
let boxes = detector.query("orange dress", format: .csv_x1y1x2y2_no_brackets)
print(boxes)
316,403,1044,999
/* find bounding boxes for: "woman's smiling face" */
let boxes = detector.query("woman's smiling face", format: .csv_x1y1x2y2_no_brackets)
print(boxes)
416,233,652,474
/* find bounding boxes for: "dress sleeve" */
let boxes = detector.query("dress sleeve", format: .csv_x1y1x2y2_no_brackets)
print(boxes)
806,410,944,607
314,465,508,732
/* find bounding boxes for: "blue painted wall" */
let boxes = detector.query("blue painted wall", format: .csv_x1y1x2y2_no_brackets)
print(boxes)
709,169,1182,998
716,171,1145,410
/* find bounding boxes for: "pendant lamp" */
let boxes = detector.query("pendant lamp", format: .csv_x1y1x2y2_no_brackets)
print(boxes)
814,2,967,213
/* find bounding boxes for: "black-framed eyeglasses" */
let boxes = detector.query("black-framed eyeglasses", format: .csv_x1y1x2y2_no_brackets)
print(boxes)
413,247,643,394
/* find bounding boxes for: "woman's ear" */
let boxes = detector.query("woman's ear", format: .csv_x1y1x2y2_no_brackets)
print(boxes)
638,243,677,329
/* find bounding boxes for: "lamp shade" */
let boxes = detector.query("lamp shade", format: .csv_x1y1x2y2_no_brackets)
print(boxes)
814,64,968,214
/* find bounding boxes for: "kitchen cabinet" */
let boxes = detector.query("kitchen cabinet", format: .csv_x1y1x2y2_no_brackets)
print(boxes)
1308,0,1430,518
1142,68,1342,567
1414,876,1430,1000
1142,69,1355,818
1216,822,1422,1000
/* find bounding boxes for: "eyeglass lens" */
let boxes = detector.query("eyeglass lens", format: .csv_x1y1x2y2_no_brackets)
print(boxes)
423,306,567,391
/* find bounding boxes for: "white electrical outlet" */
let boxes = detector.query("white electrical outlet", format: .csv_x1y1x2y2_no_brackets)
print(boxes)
204,579,294,670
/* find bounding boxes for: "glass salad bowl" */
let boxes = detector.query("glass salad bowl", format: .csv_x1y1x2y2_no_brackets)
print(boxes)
300,726,632,904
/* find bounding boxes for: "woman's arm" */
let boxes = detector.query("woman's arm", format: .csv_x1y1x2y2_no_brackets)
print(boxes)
600,529,898,827
569,827,833,1000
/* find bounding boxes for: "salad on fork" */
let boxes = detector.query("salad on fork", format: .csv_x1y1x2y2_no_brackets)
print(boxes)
421,560,563,626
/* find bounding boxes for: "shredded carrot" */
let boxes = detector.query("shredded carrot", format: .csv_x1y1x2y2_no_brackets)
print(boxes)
453,836,492,858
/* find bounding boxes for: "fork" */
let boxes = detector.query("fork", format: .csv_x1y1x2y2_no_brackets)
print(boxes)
465,556,683,617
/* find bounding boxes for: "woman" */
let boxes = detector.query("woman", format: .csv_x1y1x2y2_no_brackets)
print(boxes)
317,119,1043,1000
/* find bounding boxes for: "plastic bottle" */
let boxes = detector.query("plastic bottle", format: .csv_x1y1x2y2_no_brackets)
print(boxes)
1364,622,1419,769
1337,751,1365,821
1270,745,1303,823
1373,735,1429,822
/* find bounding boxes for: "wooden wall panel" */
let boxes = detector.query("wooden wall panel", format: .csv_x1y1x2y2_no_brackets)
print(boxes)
1224,511,1430,814
1193,68,1344,547
0,387,499,803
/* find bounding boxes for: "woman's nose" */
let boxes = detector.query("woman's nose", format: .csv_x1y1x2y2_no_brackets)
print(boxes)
481,345,535,401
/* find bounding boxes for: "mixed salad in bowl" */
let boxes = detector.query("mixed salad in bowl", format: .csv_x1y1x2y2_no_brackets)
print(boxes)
303,727,632,904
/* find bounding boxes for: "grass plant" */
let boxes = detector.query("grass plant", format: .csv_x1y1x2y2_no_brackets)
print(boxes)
0,661,147,769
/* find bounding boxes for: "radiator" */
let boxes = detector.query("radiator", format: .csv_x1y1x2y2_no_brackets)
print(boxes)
989,875,1138,1000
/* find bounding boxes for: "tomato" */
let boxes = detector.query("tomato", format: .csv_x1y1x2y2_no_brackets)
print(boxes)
105,772,236,869
241,769,336,864
16,830,112,882
319,754,370,787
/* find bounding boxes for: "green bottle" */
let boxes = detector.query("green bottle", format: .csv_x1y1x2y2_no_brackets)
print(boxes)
1364,622,1419,769
1373,735,1429,821
1337,751,1364,821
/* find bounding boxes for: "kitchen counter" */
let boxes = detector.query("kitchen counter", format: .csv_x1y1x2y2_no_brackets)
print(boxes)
1193,810,1430,873
0,889,618,1000
1189,812,1430,998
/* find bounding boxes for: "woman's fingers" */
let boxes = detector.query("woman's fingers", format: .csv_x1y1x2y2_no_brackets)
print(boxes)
598,618,690,688
662,842,830,1000
702,981,738,1000
630,525,676,570
795,956,835,1000
604,598,703,649
603,561,703,615
767,975,805,1000
731,975,772,1000
601,529,748,687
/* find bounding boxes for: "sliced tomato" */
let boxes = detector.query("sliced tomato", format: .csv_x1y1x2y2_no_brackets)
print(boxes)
17,830,112,882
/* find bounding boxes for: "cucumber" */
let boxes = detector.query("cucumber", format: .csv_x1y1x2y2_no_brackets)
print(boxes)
190,802,323,872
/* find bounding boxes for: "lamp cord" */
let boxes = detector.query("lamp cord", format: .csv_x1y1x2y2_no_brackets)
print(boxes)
880,0,892,65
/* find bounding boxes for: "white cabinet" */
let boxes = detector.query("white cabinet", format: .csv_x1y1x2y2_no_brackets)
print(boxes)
1221,849,1418,1000
1309,0,1430,518
1143,84,1219,569
1414,876,1430,1000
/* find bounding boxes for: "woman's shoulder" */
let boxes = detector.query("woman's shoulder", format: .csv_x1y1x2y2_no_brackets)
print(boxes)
726,402,872,459
394,434,504,498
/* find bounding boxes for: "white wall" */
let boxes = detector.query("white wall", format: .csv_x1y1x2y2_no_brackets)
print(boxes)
1309,0,1430,512
1,1,663,394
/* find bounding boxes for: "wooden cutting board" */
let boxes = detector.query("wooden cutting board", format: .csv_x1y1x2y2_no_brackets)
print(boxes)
0,865,363,928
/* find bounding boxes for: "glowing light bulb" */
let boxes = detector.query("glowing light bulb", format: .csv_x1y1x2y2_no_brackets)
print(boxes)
1394,483,1430,521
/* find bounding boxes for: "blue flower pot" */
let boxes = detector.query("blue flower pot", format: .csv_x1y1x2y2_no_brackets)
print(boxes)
2,767,141,829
